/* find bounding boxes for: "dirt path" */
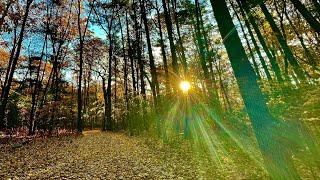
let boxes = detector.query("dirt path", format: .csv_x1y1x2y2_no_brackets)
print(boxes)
0,131,199,179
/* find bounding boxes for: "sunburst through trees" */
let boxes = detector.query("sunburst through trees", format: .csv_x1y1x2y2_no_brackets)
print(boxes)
0,0,319,178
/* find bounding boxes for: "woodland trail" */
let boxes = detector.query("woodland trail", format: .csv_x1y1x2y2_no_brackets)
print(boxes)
0,131,200,179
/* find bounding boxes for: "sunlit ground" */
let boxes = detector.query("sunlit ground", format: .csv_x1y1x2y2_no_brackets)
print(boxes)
144,81,320,179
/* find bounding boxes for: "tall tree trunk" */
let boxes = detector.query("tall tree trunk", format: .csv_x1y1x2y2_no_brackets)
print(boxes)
229,0,262,79
238,0,283,82
76,0,92,133
197,4,217,82
39,67,53,108
216,64,231,110
114,58,117,108
87,69,92,112
290,0,320,32
0,0,33,128
126,10,137,95
133,2,146,99
83,72,87,119
210,0,299,178
101,77,108,131
155,2,170,93
77,38,84,133
1,27,18,100
161,0,179,76
193,0,211,90
170,0,187,75
140,0,159,103
29,37,47,135
194,0,223,114
135,54,140,95
119,17,129,110
283,5,317,69
259,2,306,81
106,32,113,130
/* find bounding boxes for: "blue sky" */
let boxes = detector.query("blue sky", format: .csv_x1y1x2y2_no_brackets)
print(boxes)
90,25,107,40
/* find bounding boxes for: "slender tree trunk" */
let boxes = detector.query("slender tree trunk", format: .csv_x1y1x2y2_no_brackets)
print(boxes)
119,17,129,110
126,10,137,95
40,66,53,108
210,0,299,178
101,77,108,131
216,64,231,110
106,25,114,129
194,0,211,90
193,0,224,114
238,0,283,82
29,38,47,135
1,27,17,100
259,2,306,81
170,0,187,75
77,38,84,133
87,69,91,112
197,6,221,104
135,55,140,95
229,0,261,79
114,58,117,109
161,0,179,76
155,2,170,93
83,72,87,120
0,0,33,128
273,0,287,40
76,0,93,133
133,2,146,99
284,6,317,68
290,0,320,32
140,0,159,103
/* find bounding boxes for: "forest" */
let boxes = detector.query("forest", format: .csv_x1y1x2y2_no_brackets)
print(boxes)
0,0,320,179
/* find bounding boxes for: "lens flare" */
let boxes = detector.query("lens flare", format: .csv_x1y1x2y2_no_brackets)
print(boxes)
180,81,191,92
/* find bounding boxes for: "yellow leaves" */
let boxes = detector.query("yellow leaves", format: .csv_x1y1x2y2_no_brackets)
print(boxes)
0,132,201,179
0,49,10,67
44,62,53,72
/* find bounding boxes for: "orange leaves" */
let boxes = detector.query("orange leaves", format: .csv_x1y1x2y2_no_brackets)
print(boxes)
0,49,10,67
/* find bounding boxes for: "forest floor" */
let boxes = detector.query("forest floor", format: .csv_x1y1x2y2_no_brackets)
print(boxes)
0,131,200,179
0,130,268,179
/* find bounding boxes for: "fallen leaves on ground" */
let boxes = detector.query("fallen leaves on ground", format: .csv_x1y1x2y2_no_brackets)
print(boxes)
0,132,202,179
0,131,271,179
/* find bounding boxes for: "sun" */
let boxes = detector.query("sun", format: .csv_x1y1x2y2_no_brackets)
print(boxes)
180,81,191,93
